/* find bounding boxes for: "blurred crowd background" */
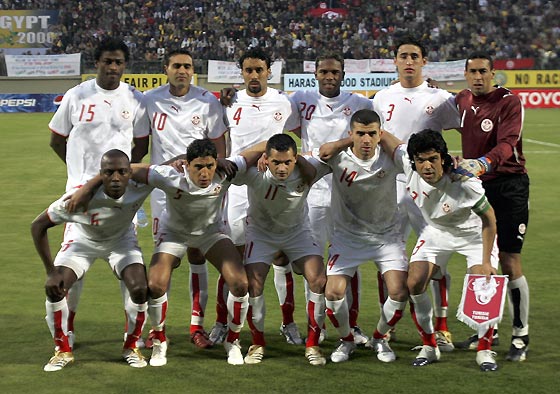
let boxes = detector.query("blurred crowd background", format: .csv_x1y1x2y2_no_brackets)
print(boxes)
2,0,558,73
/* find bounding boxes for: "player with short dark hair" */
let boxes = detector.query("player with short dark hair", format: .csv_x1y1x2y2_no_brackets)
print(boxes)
33,149,152,371
143,48,228,350
454,51,530,362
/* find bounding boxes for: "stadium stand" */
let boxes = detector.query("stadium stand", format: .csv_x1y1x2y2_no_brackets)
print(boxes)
2,0,559,73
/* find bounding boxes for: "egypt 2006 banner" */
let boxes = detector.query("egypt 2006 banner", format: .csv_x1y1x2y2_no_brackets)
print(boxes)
0,10,59,51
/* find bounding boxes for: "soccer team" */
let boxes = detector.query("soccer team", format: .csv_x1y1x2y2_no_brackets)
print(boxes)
32,35,530,373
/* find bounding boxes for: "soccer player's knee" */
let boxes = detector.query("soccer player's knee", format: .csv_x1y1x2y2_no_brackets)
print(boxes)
307,274,327,294
148,279,167,299
229,277,248,297
129,283,148,304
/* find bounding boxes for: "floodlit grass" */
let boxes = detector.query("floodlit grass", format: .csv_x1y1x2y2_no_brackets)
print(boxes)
1,110,559,394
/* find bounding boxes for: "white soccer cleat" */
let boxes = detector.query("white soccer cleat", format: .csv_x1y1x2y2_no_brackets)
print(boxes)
209,322,228,345
351,326,369,346
412,345,440,366
330,340,356,363
305,346,327,366
244,344,265,364
280,322,304,345
149,339,168,367
476,349,498,372
44,351,74,372
371,337,396,363
224,339,244,365
122,347,147,368
435,330,455,352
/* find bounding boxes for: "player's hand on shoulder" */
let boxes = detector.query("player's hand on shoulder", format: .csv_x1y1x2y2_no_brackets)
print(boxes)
451,156,491,181
426,77,440,89
256,153,267,172
220,87,237,107
65,187,93,213
217,158,238,179
170,159,188,173
319,141,341,161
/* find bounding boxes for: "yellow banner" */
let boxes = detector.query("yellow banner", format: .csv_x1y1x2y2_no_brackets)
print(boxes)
81,74,198,92
494,70,560,88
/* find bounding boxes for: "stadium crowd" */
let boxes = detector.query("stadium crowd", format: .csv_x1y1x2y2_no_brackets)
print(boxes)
2,0,559,72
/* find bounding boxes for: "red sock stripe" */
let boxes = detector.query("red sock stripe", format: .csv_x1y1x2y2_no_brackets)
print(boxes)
124,311,146,349
191,273,204,317
437,276,449,308
306,300,320,347
215,275,228,324
387,309,404,326
53,310,71,352
281,272,295,325
326,307,339,328
477,327,494,351
247,306,266,346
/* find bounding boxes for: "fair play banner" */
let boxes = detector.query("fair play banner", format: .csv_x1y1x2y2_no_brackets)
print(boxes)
457,274,509,331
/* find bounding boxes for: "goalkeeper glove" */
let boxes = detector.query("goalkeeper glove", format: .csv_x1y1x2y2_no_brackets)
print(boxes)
451,156,492,181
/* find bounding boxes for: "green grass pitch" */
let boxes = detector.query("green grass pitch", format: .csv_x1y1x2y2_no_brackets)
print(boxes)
0,110,559,393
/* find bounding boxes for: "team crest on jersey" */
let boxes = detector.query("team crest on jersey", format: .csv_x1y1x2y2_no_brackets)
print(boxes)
273,112,283,122
192,114,201,125
121,110,131,119
343,106,352,116
425,105,434,115
213,185,222,195
481,119,493,132
376,170,386,178
295,183,305,193
519,223,526,234
442,203,451,213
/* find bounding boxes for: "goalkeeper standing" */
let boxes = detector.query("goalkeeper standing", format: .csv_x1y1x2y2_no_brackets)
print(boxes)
454,51,530,362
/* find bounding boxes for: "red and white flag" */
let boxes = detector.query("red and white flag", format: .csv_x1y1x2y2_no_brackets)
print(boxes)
457,274,509,331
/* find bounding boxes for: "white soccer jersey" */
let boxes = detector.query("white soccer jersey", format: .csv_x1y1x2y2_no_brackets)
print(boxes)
146,84,227,164
147,157,246,236
225,88,299,155
319,146,401,242
48,79,149,190
372,81,457,142
395,145,486,236
236,163,329,234
47,181,153,242
290,90,373,205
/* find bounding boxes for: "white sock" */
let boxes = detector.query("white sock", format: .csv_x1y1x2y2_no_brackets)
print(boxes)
124,298,147,347
148,294,168,331
248,295,266,333
377,297,406,335
430,272,450,318
307,291,326,346
227,292,249,333
326,297,351,339
410,293,434,335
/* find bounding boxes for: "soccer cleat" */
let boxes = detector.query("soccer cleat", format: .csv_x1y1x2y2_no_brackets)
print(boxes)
476,350,498,372
371,337,396,363
330,340,356,363
412,345,440,366
305,346,327,366
351,326,369,346
209,322,228,345
506,337,528,362
44,351,74,372
191,329,213,349
122,347,147,368
319,327,328,344
244,344,265,364
224,339,244,365
455,331,499,350
149,339,168,367
435,330,455,352
280,322,304,345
